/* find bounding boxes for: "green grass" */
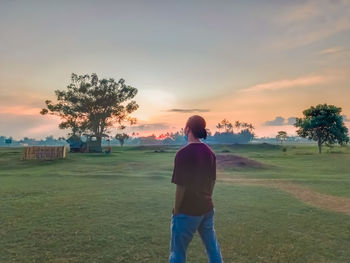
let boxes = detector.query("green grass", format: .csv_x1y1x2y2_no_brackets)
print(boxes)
0,144,350,262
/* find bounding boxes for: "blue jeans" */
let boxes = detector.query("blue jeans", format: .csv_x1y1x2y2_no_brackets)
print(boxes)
169,208,223,263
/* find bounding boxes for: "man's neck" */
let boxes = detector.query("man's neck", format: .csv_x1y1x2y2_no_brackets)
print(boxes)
187,136,201,144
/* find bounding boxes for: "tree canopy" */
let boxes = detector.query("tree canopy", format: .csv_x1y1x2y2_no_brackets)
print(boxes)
115,133,130,147
276,131,287,144
41,73,139,145
216,119,254,134
295,104,349,154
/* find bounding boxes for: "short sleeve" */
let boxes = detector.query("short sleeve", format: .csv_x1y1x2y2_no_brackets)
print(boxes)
171,152,187,186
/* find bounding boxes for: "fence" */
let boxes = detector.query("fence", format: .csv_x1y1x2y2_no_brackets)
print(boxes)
23,146,66,160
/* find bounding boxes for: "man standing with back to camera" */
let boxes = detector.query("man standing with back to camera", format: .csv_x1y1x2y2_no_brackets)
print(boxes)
169,115,223,263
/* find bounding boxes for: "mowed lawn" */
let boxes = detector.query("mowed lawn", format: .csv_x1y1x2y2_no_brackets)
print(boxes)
0,144,350,263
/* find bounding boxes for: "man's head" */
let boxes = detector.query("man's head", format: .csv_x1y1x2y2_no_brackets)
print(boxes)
185,115,207,140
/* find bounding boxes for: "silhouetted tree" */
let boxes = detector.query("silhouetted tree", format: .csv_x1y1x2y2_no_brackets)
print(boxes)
276,131,287,144
41,73,139,148
220,119,231,132
139,134,159,145
226,123,233,132
5,137,12,145
216,123,223,133
295,104,349,154
241,122,254,131
115,133,130,146
206,128,212,136
234,121,241,132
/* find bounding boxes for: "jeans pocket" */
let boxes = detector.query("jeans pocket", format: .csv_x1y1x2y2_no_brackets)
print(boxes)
172,213,181,219
173,213,186,219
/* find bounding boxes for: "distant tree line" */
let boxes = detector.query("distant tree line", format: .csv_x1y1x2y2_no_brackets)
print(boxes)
2,104,348,151
113,119,255,146
0,136,67,147
0,119,255,147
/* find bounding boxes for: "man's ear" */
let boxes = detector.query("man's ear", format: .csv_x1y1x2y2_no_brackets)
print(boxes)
186,127,191,136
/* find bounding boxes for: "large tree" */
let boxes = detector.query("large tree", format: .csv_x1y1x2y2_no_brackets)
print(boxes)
295,104,349,154
41,73,139,147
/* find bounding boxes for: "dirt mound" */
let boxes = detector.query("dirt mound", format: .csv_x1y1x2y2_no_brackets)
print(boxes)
216,154,264,169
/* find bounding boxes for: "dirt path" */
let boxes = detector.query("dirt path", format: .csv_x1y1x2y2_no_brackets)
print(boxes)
218,177,350,216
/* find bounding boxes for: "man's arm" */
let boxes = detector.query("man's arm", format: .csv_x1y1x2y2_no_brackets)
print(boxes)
173,184,186,215
209,179,215,195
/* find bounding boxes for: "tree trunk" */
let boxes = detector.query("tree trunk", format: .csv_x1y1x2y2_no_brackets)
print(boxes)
96,136,102,153
318,139,322,154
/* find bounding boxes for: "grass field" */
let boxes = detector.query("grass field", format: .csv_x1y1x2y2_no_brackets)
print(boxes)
1,144,350,262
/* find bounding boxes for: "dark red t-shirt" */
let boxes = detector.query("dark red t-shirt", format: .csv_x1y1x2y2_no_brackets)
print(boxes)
171,142,216,216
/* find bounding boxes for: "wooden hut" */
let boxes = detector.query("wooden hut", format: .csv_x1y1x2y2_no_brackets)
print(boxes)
66,134,109,153
66,135,84,152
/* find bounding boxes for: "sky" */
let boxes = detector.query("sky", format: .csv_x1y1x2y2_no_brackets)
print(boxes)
0,0,350,139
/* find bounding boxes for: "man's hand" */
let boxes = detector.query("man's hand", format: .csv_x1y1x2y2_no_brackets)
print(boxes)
173,184,186,215
172,208,179,215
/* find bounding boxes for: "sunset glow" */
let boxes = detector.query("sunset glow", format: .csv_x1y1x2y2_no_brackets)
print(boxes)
1,1,349,139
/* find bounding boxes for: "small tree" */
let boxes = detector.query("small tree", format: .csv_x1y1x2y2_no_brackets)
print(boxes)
5,137,12,145
115,133,130,147
276,131,287,144
295,104,349,154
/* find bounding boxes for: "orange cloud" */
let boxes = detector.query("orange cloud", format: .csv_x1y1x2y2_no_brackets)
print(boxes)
26,124,59,135
0,106,41,116
319,47,349,55
242,75,328,93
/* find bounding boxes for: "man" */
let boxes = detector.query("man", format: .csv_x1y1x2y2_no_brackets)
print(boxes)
169,115,223,263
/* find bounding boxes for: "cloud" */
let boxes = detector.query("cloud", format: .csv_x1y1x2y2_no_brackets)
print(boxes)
167,108,210,113
0,113,62,139
265,116,297,126
265,116,285,126
287,117,297,125
280,1,321,24
319,47,348,55
243,75,327,92
0,106,42,116
125,122,170,131
272,0,350,49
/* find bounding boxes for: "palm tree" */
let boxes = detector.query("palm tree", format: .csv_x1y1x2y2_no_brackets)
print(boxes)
234,121,241,132
226,123,233,133
206,128,212,136
241,122,248,129
247,123,255,132
216,123,223,133
220,119,230,132
179,128,184,136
